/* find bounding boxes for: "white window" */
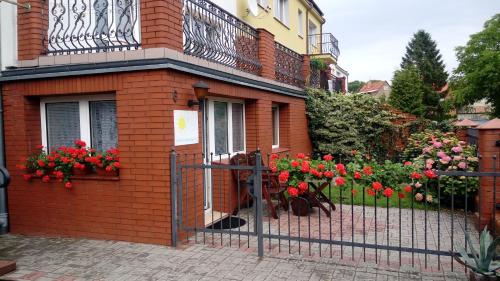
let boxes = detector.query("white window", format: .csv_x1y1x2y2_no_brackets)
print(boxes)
272,106,279,148
40,95,117,152
298,9,304,37
257,0,268,7
308,21,318,53
275,0,289,25
208,99,245,158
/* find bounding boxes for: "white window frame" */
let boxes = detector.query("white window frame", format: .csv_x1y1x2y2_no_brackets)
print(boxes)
297,9,304,37
207,98,246,159
272,105,279,149
40,94,116,152
274,0,289,26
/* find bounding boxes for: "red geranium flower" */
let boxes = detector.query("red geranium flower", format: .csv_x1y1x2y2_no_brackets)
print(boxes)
372,181,383,191
351,150,358,155
287,186,299,197
65,181,72,189
317,164,325,171
410,172,422,180
271,167,277,173
105,165,113,172
278,171,290,183
23,174,32,181
298,182,308,192
383,188,393,198
336,163,345,172
297,153,305,159
291,160,299,168
323,154,333,162
335,177,346,186
351,189,357,196
42,175,50,183
324,171,334,178
36,170,44,177
36,144,44,150
301,161,310,173
270,154,279,160
404,185,412,193
354,171,362,180
74,140,86,147
48,162,55,168
398,192,405,199
367,188,376,197
37,160,46,168
424,170,437,179
113,162,120,168
404,161,412,166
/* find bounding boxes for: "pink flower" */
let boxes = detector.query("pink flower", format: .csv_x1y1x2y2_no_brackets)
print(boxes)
458,162,467,169
415,182,422,188
437,151,446,159
415,193,424,201
451,146,463,153
422,147,433,154
453,156,463,161
432,142,443,148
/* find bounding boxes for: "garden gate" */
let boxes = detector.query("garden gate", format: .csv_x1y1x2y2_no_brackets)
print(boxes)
171,150,499,272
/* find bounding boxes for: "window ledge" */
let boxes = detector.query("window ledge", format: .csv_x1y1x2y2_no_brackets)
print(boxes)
33,175,120,181
272,147,291,154
273,17,290,30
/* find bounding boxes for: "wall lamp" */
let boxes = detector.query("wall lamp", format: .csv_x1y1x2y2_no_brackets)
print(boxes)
188,81,209,108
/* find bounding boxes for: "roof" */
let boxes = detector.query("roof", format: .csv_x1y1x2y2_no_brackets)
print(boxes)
359,80,389,93
454,119,479,127
308,0,324,16
477,118,500,129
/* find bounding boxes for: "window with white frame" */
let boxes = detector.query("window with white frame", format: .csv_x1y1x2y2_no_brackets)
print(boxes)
41,95,117,152
272,106,279,148
257,0,268,7
298,9,304,37
208,99,245,157
275,0,289,25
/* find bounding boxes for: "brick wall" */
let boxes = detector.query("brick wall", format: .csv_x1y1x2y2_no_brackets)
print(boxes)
1,69,312,245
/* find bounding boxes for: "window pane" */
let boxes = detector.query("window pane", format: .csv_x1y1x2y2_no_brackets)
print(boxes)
90,101,118,152
214,102,228,155
272,107,279,146
232,103,244,152
46,102,80,151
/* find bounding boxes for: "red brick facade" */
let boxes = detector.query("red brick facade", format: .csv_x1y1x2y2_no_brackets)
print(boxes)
2,70,312,245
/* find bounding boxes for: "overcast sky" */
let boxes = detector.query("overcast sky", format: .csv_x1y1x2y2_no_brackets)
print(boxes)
316,0,500,83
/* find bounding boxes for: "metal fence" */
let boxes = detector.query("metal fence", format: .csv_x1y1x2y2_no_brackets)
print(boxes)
308,33,340,59
171,150,499,272
275,42,304,88
47,0,141,54
182,0,261,75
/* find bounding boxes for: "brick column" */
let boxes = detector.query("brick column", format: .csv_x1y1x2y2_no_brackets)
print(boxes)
302,55,311,86
140,0,183,51
18,0,47,60
257,29,276,80
476,119,500,231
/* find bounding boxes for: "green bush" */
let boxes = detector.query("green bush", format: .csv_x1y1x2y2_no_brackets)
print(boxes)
306,89,397,161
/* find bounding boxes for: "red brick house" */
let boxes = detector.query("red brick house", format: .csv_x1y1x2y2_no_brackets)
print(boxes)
0,0,337,245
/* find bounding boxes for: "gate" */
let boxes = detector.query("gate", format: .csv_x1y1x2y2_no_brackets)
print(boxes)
171,150,499,272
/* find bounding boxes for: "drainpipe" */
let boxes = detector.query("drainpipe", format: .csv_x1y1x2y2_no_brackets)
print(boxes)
0,85,9,234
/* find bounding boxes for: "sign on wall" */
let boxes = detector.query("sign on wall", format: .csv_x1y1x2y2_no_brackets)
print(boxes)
174,110,199,146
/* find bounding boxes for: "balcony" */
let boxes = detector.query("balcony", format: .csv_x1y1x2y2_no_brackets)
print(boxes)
46,0,141,54
308,33,340,63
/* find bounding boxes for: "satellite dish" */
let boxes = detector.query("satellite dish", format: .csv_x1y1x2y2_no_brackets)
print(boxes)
247,0,259,17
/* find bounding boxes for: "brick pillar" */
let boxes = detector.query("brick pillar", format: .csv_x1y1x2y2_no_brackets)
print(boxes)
257,29,276,80
476,119,500,231
302,55,311,86
140,0,183,51
18,0,47,60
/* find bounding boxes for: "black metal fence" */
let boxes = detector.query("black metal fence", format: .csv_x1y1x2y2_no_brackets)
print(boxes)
275,42,304,88
47,0,141,54
171,151,499,272
182,0,261,75
308,33,340,59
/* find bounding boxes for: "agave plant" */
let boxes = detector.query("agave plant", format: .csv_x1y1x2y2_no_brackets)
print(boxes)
454,226,500,277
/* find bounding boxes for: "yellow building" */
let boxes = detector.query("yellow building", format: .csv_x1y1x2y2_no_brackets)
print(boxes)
236,0,337,64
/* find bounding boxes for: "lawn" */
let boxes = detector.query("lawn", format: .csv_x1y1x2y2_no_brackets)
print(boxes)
321,184,438,211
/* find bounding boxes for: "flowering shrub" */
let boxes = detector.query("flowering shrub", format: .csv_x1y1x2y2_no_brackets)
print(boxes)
17,140,120,189
271,151,437,203
403,130,478,201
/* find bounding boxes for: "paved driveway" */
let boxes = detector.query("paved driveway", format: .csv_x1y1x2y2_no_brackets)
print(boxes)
0,234,467,281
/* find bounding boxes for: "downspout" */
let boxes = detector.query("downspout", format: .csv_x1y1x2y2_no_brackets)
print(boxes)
0,4,8,235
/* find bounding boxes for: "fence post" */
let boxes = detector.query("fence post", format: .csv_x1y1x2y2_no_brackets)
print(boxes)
254,150,264,257
170,149,178,247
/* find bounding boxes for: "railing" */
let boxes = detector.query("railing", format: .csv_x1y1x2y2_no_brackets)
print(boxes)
183,0,261,75
275,42,304,88
47,0,141,54
308,33,340,59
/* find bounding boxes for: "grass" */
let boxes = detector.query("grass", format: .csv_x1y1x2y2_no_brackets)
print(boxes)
321,184,438,211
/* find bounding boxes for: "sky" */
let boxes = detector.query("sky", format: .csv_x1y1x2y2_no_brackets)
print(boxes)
316,0,500,83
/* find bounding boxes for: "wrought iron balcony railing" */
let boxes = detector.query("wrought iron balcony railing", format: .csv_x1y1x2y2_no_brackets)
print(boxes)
275,42,304,88
47,0,141,54
182,0,261,76
308,33,340,59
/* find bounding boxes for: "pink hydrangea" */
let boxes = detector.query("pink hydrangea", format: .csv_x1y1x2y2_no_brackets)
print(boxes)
437,151,447,158
458,162,467,169
433,142,443,148
451,146,463,153
439,156,451,165
443,139,451,144
423,147,433,154
453,156,462,161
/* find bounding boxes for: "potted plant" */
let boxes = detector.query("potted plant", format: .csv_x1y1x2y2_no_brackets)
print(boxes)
454,226,500,281
94,148,120,177
70,140,92,176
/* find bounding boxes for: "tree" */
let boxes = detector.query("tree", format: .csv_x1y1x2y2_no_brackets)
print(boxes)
400,30,449,120
389,67,426,117
452,14,500,117
401,30,449,89
348,80,365,93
